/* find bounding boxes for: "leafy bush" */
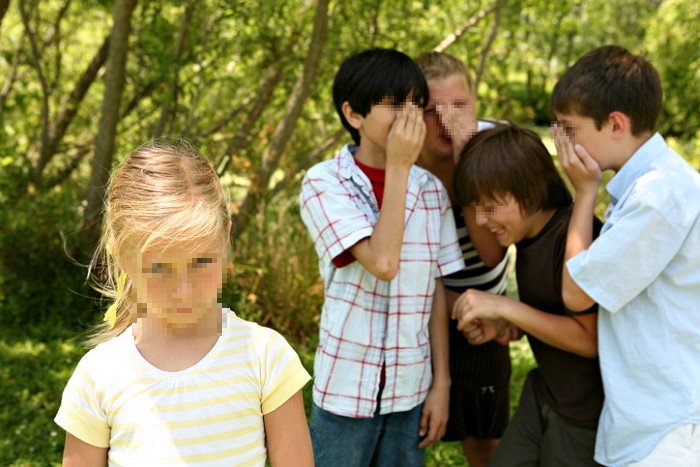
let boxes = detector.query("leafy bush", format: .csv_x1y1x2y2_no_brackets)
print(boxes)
0,188,98,329
224,185,323,348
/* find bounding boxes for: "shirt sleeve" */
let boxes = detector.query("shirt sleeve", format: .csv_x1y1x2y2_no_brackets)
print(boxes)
258,329,312,415
300,167,374,264
437,189,466,278
54,353,110,448
566,195,686,313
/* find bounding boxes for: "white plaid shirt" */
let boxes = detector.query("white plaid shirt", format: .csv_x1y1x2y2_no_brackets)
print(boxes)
300,145,464,417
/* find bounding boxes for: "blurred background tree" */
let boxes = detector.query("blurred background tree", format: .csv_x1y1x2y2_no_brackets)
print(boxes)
1,0,698,463
0,0,698,335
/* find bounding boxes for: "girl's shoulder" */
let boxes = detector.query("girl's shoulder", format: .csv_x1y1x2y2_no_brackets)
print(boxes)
73,329,135,379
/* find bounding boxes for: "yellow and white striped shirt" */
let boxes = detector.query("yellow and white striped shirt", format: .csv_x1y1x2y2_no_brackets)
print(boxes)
55,310,310,466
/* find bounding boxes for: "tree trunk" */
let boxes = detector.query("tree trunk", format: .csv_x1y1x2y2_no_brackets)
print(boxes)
232,0,329,234
153,1,195,138
83,0,137,241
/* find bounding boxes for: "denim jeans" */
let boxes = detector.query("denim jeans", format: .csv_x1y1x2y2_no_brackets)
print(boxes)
310,402,425,467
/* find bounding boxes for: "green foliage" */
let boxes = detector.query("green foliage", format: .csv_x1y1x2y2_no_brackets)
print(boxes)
646,0,700,138
223,183,323,348
1,2,698,463
0,187,97,329
0,321,536,465
0,329,81,465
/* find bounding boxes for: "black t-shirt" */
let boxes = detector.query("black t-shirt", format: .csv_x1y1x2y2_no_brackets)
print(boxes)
515,205,604,429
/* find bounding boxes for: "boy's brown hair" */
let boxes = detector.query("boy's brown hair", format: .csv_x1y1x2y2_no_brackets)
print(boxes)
415,51,474,91
552,45,662,136
453,124,572,214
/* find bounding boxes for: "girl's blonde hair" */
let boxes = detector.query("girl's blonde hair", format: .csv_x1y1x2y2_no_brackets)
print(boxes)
415,51,474,91
86,140,231,347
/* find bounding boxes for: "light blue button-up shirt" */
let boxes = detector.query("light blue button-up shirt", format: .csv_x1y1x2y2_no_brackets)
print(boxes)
567,133,700,466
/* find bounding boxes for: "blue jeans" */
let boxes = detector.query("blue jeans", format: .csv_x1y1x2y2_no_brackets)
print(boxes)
310,402,425,467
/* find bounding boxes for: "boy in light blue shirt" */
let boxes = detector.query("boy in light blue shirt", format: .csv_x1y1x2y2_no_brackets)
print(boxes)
551,45,700,466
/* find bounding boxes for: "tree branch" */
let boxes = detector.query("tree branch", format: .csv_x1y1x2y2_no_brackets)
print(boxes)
216,64,284,175
49,0,73,93
41,33,111,177
19,1,53,188
0,33,25,127
83,0,138,240
42,144,91,190
0,0,10,33
268,127,344,198
153,0,195,137
475,0,506,89
434,1,502,53
120,78,160,119
232,0,329,234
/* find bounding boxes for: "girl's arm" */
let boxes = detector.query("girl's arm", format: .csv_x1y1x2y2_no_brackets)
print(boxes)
264,390,314,466
62,433,107,467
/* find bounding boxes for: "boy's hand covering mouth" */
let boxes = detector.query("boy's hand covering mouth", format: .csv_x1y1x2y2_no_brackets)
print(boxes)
550,124,601,194
386,102,426,168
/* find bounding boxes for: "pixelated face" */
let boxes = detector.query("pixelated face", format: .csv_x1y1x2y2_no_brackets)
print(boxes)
125,240,227,329
356,96,416,151
472,193,535,246
553,112,610,169
422,74,476,160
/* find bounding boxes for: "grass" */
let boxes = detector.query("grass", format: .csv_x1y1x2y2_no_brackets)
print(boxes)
0,317,535,466
2,128,698,465
0,326,83,465
0,249,534,467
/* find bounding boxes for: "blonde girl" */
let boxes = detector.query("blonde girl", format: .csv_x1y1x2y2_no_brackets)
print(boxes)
55,141,313,466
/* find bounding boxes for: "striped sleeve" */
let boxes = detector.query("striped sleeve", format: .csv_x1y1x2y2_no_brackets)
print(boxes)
54,353,110,448
258,329,311,415
437,188,466,278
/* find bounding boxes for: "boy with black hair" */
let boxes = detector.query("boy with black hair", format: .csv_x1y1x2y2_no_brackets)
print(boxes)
300,48,465,466
552,44,700,466
452,124,605,466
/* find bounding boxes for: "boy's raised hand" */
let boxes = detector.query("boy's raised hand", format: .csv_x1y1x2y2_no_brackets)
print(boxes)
436,103,477,162
386,102,426,168
551,124,602,195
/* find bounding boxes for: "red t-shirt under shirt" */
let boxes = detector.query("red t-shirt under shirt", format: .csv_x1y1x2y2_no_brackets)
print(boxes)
332,158,385,268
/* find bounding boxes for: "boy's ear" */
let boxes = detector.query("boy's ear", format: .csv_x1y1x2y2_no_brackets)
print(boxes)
608,111,631,140
341,101,363,130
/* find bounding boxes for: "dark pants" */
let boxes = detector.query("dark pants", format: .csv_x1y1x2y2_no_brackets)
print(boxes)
490,371,602,467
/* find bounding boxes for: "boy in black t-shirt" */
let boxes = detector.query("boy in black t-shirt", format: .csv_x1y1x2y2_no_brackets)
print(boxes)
451,124,604,466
